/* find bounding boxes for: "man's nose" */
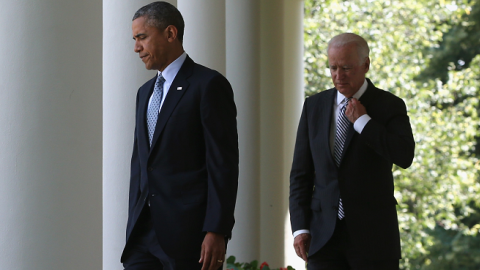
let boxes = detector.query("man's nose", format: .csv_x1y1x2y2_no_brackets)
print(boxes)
134,41,141,53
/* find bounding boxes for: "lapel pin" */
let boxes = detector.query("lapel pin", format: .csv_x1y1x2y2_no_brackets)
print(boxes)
177,87,182,91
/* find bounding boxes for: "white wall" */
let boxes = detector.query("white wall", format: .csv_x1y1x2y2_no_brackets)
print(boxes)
0,0,102,269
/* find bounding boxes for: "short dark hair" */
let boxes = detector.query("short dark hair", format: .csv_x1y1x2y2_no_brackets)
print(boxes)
133,1,185,43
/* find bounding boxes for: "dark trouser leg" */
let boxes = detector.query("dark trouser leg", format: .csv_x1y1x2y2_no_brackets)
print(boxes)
123,205,224,270
174,259,223,270
349,259,399,270
308,218,349,270
308,217,399,270
123,206,173,270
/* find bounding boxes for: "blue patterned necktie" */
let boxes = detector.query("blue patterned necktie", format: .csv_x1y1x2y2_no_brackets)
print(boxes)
334,97,351,219
147,74,166,146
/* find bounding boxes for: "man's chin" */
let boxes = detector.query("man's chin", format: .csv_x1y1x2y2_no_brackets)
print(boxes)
336,86,350,92
337,88,356,97
144,63,153,70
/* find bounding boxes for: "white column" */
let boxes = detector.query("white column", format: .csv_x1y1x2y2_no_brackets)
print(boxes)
258,0,305,268
178,0,226,75
258,0,286,265
226,0,261,262
102,1,177,270
282,2,305,269
0,1,102,269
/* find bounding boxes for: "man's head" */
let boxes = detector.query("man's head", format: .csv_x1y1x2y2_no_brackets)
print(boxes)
327,33,370,98
132,1,185,71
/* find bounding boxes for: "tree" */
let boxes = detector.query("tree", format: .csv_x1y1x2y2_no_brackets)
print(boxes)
419,0,480,83
304,0,480,269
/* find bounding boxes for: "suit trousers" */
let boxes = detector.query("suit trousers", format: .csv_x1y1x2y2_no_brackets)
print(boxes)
122,205,206,270
307,218,399,270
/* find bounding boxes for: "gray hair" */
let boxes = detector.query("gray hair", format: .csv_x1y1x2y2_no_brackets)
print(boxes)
327,33,369,64
133,1,185,43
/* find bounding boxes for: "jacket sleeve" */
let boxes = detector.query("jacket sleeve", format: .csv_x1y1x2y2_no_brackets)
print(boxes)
289,98,315,232
200,73,239,237
360,95,415,169
126,90,142,240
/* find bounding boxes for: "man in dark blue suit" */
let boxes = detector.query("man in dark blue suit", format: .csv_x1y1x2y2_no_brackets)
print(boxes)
121,2,239,270
289,33,415,269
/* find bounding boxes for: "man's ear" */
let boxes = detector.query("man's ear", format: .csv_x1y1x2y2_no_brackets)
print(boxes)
165,25,178,42
364,57,370,73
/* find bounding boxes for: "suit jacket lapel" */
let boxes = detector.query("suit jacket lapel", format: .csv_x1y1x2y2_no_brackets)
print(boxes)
322,90,336,164
341,79,376,160
138,78,156,155
149,56,193,152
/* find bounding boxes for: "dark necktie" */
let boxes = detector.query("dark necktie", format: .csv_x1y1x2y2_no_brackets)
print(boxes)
334,97,351,219
147,75,166,146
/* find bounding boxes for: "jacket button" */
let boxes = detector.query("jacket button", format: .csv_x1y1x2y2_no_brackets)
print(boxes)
151,194,155,197
148,167,153,171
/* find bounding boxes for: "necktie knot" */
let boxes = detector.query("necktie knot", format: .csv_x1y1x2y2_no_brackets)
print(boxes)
341,97,351,110
155,75,166,88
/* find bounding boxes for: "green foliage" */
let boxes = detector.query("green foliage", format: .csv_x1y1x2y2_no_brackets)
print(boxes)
419,0,480,83
304,0,480,269
413,224,480,269
226,256,295,270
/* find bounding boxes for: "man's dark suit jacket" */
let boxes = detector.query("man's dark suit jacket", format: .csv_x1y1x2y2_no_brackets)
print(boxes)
122,56,239,261
289,79,415,260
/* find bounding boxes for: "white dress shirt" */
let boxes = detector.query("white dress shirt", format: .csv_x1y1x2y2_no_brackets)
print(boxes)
293,79,371,239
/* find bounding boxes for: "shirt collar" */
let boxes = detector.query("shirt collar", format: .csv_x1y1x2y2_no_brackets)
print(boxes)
336,79,368,105
157,52,187,83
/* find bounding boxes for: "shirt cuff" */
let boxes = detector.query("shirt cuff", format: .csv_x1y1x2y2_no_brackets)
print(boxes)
293,229,310,238
354,114,371,134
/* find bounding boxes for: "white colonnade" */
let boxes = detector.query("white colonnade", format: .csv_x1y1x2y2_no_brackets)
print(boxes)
0,0,304,269
0,0,103,269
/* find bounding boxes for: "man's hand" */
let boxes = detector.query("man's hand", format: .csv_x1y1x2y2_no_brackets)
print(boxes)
199,232,225,270
293,233,311,262
345,98,367,123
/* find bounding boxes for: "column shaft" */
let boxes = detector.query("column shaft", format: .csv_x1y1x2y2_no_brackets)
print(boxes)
282,2,305,269
226,0,261,262
259,0,286,265
178,0,226,75
0,0,102,269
